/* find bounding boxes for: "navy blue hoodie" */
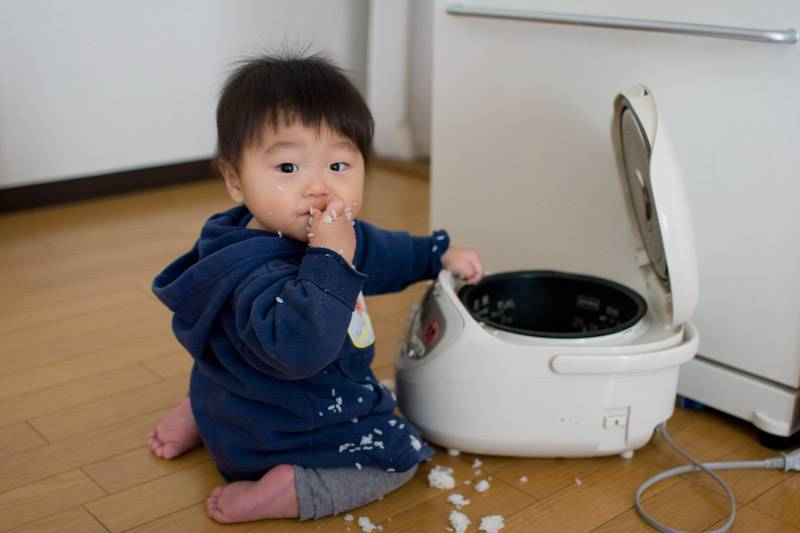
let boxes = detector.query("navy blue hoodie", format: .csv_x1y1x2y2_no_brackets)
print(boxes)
152,205,448,481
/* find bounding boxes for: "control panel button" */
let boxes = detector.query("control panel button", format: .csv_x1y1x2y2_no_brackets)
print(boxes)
603,414,628,429
423,320,441,346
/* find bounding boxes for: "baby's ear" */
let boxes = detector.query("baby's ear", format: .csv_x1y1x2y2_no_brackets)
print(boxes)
219,160,244,203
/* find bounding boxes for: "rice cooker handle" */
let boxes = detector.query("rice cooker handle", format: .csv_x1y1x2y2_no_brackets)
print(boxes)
550,323,698,375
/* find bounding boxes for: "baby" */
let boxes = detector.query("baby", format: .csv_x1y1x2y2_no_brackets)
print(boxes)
148,52,483,524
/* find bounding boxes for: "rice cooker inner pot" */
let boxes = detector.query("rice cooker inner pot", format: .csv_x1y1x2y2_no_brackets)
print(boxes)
457,271,647,338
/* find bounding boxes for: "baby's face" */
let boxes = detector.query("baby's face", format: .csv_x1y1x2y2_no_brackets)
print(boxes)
224,122,365,242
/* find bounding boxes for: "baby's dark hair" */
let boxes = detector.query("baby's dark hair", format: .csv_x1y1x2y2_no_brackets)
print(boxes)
214,52,374,173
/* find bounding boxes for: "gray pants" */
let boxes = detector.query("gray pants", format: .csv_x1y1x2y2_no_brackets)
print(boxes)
293,464,418,521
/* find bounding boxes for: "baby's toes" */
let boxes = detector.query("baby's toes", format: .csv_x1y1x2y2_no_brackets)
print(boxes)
160,442,182,459
148,436,162,454
206,492,218,510
208,486,224,503
206,488,225,521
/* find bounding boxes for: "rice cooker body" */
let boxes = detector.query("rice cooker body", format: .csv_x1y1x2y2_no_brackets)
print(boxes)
394,85,700,457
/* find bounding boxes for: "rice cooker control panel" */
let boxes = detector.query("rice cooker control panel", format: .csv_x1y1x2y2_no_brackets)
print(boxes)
399,281,461,360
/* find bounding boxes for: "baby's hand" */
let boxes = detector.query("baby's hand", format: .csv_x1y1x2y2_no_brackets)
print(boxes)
442,245,484,285
307,195,356,264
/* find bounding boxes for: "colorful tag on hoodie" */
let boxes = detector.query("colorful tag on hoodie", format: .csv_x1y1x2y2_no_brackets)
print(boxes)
347,292,375,348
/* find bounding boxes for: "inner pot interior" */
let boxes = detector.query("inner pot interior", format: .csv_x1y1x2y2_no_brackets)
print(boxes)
457,270,647,338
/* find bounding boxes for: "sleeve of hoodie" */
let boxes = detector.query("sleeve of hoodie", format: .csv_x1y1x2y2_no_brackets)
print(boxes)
353,220,450,296
233,248,366,381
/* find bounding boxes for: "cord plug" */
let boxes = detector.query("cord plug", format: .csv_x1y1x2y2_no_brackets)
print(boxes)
781,448,800,471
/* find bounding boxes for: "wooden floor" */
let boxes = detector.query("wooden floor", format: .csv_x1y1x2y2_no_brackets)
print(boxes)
2,164,799,532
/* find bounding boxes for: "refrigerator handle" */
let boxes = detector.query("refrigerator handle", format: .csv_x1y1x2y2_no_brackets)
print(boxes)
446,3,798,44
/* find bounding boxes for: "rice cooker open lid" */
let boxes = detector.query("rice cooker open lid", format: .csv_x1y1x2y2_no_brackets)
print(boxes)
614,85,698,327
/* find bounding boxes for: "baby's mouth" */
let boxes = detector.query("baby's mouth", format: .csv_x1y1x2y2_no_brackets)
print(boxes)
301,202,328,215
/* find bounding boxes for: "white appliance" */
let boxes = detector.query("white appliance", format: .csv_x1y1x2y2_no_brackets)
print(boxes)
396,86,699,457
423,0,800,440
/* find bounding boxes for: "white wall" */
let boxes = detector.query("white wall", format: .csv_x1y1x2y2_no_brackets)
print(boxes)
0,0,369,188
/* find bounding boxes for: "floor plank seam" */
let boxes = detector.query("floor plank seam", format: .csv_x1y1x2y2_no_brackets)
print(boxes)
79,466,112,497
588,505,641,532
24,419,51,444
0,296,150,338
11,363,174,423
0,439,156,496
766,508,800,531
82,503,113,533
0,332,181,387
136,361,173,381
0,372,172,425
86,459,216,501
119,501,204,532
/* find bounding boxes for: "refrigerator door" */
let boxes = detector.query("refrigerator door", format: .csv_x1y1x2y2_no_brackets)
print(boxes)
430,0,800,389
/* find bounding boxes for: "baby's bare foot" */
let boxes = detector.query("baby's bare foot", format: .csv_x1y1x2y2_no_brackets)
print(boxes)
148,396,202,459
207,464,299,523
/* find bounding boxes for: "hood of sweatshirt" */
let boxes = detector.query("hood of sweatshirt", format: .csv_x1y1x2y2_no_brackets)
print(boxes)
152,204,306,355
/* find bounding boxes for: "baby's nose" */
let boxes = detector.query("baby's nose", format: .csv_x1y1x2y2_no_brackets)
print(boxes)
305,175,330,195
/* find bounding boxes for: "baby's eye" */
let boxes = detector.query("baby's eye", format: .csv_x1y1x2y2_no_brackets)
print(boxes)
330,162,350,172
278,163,299,173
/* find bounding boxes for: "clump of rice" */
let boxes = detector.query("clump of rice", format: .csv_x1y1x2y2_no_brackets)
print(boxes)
447,448,461,456
357,516,382,532
446,493,471,509
428,465,455,489
410,435,422,451
474,479,490,493
478,515,505,532
449,510,471,533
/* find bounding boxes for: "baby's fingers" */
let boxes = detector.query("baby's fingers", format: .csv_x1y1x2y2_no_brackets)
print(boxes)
462,256,484,285
471,256,484,282
307,207,322,229
325,196,346,219
464,270,482,285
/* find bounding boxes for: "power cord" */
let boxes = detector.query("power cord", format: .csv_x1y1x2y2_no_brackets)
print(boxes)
635,422,800,533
